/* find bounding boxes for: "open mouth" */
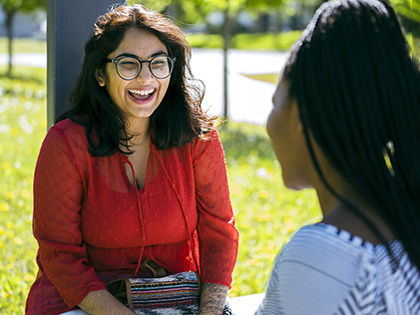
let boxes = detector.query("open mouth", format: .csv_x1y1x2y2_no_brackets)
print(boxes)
128,88,156,101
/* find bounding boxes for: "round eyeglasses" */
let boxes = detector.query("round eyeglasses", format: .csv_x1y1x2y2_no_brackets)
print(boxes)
105,55,176,80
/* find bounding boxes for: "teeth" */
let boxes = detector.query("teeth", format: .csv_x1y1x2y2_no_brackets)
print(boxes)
129,89,154,96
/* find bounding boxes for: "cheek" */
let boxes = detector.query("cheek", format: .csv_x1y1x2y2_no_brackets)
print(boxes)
106,85,123,109
266,110,276,140
267,112,286,168
266,109,284,146
267,109,293,173
105,75,124,98
157,79,170,100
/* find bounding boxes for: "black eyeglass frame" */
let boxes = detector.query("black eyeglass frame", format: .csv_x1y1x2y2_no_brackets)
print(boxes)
105,55,176,80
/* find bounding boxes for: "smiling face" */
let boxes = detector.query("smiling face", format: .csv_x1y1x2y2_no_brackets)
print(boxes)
266,79,315,190
96,28,171,126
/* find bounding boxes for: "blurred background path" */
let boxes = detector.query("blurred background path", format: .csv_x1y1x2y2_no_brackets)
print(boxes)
192,49,289,125
0,49,289,125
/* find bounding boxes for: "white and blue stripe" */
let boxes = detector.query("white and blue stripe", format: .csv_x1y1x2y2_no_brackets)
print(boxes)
256,223,420,315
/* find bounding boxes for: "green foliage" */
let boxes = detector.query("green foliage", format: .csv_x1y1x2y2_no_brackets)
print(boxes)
125,0,172,12
193,0,286,14
390,0,420,25
0,0,46,12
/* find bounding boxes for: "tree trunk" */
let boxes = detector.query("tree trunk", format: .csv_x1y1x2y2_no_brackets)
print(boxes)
5,11,16,77
222,8,233,120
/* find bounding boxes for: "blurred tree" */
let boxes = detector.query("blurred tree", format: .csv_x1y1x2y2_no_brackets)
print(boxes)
207,0,286,119
0,0,46,77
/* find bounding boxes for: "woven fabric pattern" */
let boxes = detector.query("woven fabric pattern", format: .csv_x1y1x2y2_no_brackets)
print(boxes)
129,272,200,314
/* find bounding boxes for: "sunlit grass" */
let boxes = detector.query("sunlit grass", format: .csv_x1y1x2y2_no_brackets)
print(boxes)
232,31,302,51
242,73,278,84
0,37,47,54
0,66,46,314
218,122,321,297
0,65,46,88
186,31,302,51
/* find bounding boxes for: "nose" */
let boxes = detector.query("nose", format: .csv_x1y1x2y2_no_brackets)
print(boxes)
136,62,154,81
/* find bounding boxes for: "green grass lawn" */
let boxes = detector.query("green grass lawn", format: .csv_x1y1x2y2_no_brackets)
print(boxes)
0,37,47,54
242,73,279,84
0,67,47,314
187,31,302,51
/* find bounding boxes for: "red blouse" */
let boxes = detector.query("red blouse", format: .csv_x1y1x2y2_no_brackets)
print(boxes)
25,119,238,315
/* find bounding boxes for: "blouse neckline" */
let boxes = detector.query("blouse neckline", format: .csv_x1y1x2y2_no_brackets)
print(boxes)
116,140,155,193
315,222,400,251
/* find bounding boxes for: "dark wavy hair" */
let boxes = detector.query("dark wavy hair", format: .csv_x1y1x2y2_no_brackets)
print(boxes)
283,0,420,269
56,4,215,156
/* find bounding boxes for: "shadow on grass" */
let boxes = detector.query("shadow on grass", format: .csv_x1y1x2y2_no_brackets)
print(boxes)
0,66,46,98
0,73,45,85
0,65,46,84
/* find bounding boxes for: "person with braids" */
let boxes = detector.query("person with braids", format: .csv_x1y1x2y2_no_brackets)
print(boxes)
25,4,238,315
257,0,420,314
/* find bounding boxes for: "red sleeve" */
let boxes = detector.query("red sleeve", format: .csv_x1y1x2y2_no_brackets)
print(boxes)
33,125,106,308
193,130,239,287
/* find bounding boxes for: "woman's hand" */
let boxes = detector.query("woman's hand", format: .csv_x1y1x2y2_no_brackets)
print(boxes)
78,289,136,315
199,282,228,315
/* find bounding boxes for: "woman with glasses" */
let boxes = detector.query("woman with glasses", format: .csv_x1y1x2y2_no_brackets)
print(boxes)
257,0,420,314
26,4,238,315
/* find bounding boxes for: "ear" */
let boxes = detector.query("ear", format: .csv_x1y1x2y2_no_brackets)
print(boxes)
95,68,106,87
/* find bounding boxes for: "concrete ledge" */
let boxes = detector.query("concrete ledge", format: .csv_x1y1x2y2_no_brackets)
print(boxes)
228,293,265,314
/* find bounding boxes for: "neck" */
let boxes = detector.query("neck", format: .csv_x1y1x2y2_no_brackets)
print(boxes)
124,117,151,147
315,183,395,244
306,142,395,244
316,186,372,218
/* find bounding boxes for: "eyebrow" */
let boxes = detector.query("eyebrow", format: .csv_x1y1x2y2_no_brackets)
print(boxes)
114,50,168,59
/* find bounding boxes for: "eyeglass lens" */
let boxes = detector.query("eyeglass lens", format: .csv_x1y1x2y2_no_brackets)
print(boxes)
117,56,174,80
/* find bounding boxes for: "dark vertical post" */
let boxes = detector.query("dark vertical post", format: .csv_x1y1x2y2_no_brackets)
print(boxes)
222,7,233,121
47,0,118,127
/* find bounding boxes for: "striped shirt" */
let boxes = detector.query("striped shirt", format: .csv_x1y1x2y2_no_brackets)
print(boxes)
256,223,420,314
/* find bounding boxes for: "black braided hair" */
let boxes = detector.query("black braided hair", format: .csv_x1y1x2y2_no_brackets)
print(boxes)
283,0,420,269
